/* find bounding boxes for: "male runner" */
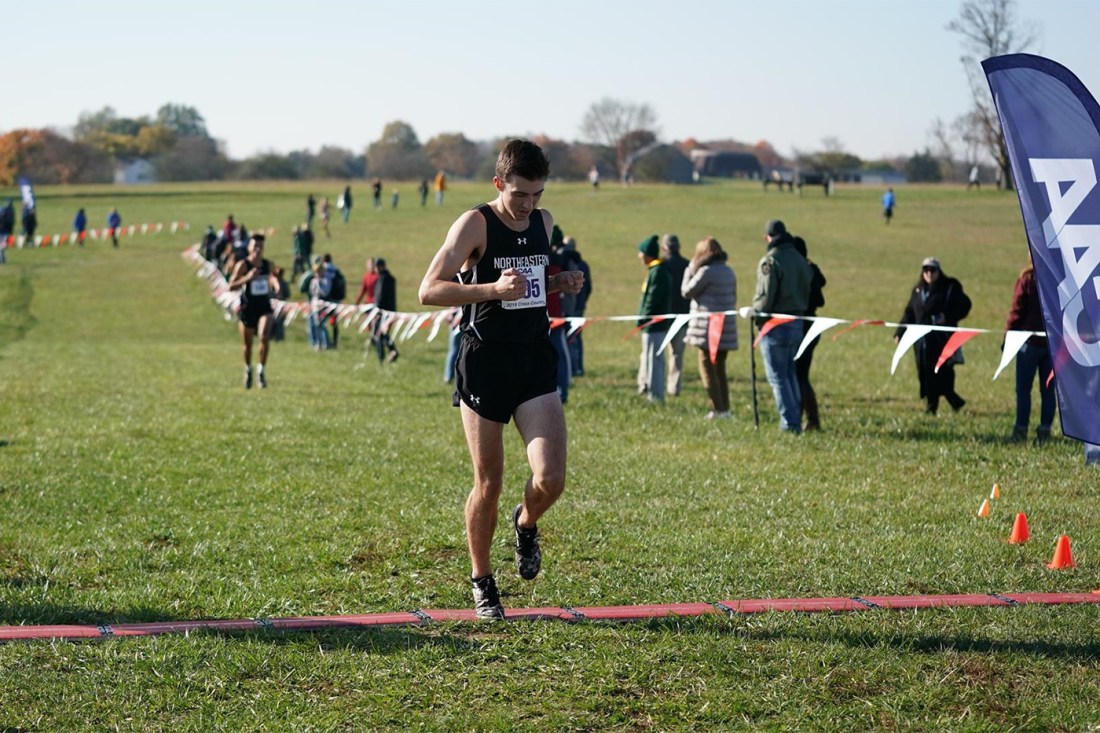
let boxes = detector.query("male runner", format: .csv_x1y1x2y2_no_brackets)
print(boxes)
418,140,584,619
228,234,279,388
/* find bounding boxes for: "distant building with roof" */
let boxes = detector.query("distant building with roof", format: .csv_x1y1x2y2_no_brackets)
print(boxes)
690,150,762,179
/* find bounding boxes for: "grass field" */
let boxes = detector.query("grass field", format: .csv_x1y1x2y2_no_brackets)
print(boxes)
1,178,1098,731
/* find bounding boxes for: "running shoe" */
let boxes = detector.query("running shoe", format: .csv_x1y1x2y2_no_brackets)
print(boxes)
471,574,504,619
513,504,541,580
258,370,267,389
244,368,252,389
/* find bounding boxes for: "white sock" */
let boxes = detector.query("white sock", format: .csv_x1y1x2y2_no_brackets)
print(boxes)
258,364,265,375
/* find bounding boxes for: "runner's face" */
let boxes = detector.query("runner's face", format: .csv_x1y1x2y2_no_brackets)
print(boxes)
248,241,264,261
495,175,544,223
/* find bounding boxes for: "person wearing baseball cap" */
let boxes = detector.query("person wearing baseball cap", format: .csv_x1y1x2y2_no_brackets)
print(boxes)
636,234,673,403
750,219,812,433
894,256,972,415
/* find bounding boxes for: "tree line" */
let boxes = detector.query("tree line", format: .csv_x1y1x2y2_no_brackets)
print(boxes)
0,1,1035,189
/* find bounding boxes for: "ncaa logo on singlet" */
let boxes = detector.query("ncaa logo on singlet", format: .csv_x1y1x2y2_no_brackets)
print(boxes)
1029,158,1100,366
516,237,527,245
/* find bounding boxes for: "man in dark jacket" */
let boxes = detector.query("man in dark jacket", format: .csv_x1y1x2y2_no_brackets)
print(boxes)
373,258,399,363
636,235,673,403
751,219,812,433
895,256,972,415
661,234,691,396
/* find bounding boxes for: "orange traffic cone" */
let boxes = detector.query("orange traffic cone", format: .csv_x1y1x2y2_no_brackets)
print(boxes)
977,499,990,517
1047,535,1076,569
1009,513,1030,544
990,483,1000,500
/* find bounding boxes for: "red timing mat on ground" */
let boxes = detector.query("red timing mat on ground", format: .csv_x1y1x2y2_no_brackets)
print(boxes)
3,593,1100,641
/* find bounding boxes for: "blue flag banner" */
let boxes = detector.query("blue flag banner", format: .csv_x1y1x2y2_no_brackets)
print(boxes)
16,176,34,211
983,54,1100,445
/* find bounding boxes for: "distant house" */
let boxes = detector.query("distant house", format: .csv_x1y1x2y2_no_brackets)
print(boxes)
690,150,762,179
113,158,156,185
860,169,907,186
631,145,696,184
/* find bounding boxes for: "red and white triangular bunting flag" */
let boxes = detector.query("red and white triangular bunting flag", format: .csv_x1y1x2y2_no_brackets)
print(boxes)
795,317,844,361
656,314,692,356
993,330,1035,380
934,329,981,373
891,325,933,374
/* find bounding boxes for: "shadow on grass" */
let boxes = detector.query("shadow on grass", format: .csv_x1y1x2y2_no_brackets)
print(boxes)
621,614,1100,661
0,602,188,627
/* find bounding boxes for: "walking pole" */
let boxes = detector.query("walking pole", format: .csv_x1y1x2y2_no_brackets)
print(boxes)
749,316,760,429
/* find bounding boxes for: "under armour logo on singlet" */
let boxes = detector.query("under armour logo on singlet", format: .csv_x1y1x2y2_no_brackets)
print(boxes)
516,237,527,245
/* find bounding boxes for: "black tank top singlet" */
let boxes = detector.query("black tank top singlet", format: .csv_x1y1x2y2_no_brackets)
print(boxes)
460,204,550,343
239,259,273,312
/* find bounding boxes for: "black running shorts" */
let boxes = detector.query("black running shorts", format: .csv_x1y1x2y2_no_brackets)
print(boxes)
239,305,273,330
452,333,558,424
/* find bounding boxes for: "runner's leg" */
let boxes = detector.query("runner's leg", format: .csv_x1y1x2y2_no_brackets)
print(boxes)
513,392,567,527
460,403,506,579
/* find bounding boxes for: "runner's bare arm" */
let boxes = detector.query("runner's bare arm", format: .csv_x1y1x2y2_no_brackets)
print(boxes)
227,261,251,290
419,210,526,306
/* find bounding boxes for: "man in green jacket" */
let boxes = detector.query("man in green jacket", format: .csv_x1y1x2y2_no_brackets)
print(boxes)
637,235,673,403
751,220,812,432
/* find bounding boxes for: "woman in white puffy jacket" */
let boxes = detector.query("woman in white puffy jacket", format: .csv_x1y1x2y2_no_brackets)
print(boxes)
681,237,739,419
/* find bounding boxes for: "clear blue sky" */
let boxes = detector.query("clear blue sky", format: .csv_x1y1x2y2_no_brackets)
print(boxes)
7,0,1098,162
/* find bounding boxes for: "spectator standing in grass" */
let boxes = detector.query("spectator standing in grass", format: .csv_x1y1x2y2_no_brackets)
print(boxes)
418,179,430,207
372,258,400,364
291,224,314,279
323,253,346,348
1005,263,1055,443
418,139,584,619
371,178,383,210
894,257,971,415
227,234,279,388
0,199,15,248
341,184,353,223
751,219,812,433
22,204,38,243
354,257,379,308
305,257,331,350
73,208,87,245
319,197,331,238
306,193,316,228
561,237,591,376
882,188,896,225
681,236,738,419
661,233,690,397
434,170,447,206
636,234,673,403
793,236,826,431
106,207,121,247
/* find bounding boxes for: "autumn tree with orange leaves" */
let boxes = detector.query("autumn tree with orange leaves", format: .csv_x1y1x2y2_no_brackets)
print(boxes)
0,129,110,186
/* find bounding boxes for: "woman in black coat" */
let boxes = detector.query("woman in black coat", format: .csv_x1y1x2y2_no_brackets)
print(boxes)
895,257,972,414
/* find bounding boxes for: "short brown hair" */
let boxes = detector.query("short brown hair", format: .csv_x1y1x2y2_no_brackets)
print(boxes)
495,139,550,182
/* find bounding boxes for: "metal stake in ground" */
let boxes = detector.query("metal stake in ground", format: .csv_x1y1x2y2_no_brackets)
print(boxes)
749,317,759,429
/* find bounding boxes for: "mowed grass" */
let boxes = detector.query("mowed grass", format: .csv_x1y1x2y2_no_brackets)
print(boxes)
0,179,1098,731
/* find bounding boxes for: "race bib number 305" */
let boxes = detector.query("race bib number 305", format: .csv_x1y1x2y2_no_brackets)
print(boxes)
501,265,546,310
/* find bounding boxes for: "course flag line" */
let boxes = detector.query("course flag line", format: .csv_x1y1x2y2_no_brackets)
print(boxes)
183,244,1047,382
3,221,191,249
3,592,1100,642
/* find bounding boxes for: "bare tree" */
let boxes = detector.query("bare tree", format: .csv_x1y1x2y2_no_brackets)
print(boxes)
947,0,1039,190
928,118,957,180
579,98,658,183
